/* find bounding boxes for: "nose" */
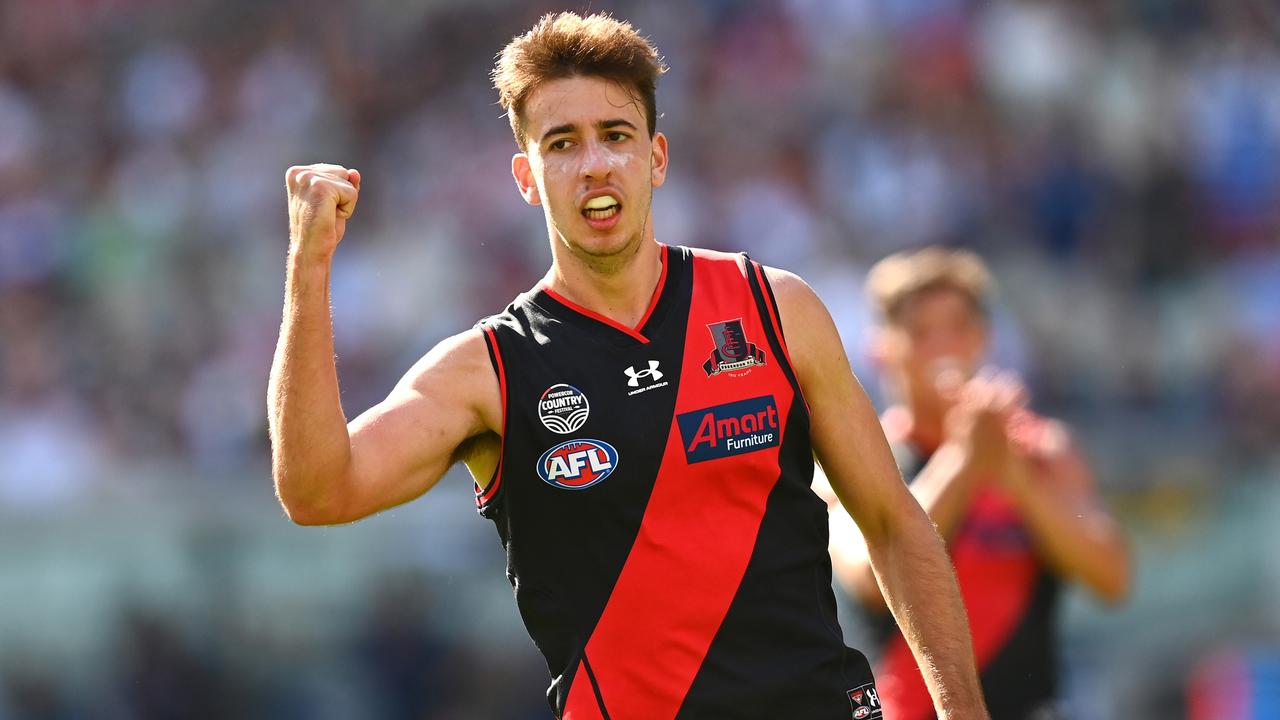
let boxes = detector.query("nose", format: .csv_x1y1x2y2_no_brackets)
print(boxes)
580,137,612,181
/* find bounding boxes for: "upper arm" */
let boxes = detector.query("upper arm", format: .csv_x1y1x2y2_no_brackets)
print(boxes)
1035,428,1114,523
1024,424,1131,601
340,328,502,521
1018,419,1095,507
763,267,920,544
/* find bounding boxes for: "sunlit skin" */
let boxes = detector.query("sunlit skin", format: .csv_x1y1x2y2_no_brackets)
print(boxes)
511,75,669,327
274,68,992,720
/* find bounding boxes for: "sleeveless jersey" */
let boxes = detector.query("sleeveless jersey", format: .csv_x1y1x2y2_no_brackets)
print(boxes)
868,410,1061,720
476,245,879,720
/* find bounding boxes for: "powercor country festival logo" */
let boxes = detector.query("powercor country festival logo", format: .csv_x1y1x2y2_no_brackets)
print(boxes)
538,384,590,434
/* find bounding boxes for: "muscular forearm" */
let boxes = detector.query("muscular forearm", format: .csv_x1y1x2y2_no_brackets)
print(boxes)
869,504,989,720
268,251,354,523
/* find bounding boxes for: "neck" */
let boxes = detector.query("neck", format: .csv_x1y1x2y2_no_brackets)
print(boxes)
902,396,947,453
543,236,664,330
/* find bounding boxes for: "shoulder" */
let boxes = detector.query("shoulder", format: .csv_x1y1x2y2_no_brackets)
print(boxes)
391,327,502,435
1010,411,1097,495
477,293,533,332
752,265,851,389
761,265,817,306
478,290,564,347
685,245,742,264
758,265,831,345
397,328,494,393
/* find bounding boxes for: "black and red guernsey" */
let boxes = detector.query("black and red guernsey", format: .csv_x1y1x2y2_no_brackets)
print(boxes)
476,245,880,720
868,408,1061,720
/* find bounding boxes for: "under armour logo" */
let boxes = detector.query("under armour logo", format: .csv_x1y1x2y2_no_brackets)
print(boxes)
624,360,663,387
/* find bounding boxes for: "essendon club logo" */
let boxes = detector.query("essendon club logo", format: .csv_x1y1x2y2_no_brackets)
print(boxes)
703,319,766,376
847,683,883,719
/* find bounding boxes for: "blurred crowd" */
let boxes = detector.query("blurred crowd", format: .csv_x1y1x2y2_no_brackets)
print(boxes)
1,0,1278,717
1,565,553,719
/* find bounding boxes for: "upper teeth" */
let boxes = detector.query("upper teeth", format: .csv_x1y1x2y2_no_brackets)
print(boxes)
585,196,619,210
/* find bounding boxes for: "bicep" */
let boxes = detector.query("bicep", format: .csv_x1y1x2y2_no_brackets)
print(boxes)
344,329,500,518
1039,438,1106,516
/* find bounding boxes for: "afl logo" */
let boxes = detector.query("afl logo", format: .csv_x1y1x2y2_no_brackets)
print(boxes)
537,439,618,490
538,384,590,434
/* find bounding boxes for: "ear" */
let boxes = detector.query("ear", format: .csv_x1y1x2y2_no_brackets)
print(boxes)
649,131,669,188
512,152,541,206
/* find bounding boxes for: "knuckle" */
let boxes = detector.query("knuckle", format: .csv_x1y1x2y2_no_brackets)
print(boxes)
286,166,309,190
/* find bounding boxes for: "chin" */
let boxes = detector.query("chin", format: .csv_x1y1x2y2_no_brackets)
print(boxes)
561,226,640,259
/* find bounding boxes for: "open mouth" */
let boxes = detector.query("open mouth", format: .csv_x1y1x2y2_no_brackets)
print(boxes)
582,194,621,222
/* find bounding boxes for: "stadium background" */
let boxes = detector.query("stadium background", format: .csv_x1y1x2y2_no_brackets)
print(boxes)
1,0,1278,717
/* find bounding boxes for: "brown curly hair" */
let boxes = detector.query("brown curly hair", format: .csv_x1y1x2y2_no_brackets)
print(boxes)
493,11,667,151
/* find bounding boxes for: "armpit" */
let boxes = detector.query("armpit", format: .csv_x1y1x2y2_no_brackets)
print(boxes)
453,431,501,475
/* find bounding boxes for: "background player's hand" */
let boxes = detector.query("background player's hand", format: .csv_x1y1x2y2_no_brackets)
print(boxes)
286,163,362,262
942,368,1026,476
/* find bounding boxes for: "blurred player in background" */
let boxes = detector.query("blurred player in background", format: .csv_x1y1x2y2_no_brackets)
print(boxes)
270,12,990,719
824,247,1131,719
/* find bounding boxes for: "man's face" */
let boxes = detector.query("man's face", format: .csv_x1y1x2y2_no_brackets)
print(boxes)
512,75,668,261
880,287,988,407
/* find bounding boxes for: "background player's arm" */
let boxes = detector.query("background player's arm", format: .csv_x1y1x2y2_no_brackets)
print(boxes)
828,375,1028,610
1001,439,1130,603
268,163,500,526
766,267,989,720
826,444,984,609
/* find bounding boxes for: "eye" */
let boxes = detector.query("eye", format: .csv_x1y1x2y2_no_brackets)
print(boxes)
606,131,629,143
549,138,574,151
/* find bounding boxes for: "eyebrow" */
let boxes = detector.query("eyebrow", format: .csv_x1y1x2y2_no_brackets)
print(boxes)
600,119,638,131
540,118,639,144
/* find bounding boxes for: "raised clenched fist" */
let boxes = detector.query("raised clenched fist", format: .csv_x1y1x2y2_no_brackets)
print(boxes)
285,163,361,262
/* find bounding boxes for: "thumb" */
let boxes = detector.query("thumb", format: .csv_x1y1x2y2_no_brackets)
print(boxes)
347,168,361,190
